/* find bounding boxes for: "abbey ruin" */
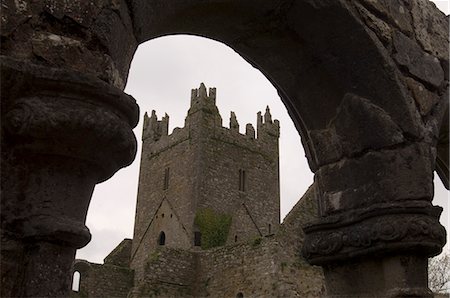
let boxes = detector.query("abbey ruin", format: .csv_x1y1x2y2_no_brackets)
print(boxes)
71,84,324,297
1,0,448,297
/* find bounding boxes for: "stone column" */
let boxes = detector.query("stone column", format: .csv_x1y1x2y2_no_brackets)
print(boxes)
302,93,447,297
1,57,139,297
1,0,137,296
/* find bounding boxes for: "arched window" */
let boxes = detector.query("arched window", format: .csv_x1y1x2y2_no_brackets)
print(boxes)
158,231,166,245
269,224,271,234
72,271,80,292
235,235,238,242
236,292,244,298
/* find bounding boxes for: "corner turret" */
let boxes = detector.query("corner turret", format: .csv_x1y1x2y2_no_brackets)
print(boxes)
142,110,169,142
186,83,222,128
256,106,280,140
190,83,217,109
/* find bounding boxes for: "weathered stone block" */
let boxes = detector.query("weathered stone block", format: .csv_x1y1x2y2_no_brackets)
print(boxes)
316,143,433,216
334,93,405,156
404,77,439,115
410,0,449,62
359,0,413,35
393,30,444,88
355,2,393,44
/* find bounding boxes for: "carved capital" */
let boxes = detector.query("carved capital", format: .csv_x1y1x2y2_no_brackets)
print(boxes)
303,203,446,265
1,56,139,247
1,56,139,182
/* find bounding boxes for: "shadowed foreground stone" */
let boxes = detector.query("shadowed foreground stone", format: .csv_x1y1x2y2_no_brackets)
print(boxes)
1,0,448,297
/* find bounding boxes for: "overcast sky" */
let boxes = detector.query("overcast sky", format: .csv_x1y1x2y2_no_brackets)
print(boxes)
76,1,449,263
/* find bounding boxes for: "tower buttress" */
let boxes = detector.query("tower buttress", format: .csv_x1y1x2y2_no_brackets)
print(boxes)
256,106,280,140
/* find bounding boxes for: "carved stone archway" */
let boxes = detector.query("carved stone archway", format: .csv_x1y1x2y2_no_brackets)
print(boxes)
1,0,448,297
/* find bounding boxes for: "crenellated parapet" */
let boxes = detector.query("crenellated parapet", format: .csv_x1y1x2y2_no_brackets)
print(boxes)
142,110,169,142
190,83,217,107
142,84,279,158
257,106,280,140
186,83,222,128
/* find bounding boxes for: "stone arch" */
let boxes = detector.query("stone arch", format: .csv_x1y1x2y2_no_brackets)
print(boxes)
1,1,447,297
129,2,422,170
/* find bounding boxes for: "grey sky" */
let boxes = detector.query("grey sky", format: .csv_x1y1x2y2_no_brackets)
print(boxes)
76,1,449,263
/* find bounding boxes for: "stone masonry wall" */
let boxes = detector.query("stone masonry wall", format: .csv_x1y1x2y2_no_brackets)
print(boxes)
71,261,133,298
195,184,324,298
131,127,196,280
131,247,196,298
134,184,324,297
200,124,280,240
104,238,132,267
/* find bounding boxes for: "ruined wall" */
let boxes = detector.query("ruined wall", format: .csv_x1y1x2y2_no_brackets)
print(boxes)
71,185,324,298
104,239,132,267
71,261,133,298
131,247,197,298
196,184,324,298
132,184,324,298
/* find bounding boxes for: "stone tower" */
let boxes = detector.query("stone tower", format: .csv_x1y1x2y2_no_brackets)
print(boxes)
129,83,280,280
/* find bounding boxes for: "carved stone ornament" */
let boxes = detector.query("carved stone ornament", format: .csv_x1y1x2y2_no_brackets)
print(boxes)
303,204,446,265
1,55,139,182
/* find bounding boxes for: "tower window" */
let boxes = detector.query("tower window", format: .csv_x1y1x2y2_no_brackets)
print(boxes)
194,232,202,246
269,224,272,234
239,169,246,191
158,231,166,245
163,168,170,190
236,292,244,298
235,235,238,242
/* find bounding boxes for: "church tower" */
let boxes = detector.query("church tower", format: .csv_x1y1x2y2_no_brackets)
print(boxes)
129,83,280,280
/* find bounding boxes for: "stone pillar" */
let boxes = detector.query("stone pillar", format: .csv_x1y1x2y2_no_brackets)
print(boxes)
302,93,447,297
1,0,137,296
0,57,139,297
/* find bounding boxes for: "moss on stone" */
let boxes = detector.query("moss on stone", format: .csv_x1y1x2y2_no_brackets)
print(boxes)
251,237,262,247
194,208,231,249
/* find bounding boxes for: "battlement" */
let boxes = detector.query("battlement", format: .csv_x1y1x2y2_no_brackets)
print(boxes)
191,82,216,106
142,84,279,157
142,110,169,142
257,106,280,139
